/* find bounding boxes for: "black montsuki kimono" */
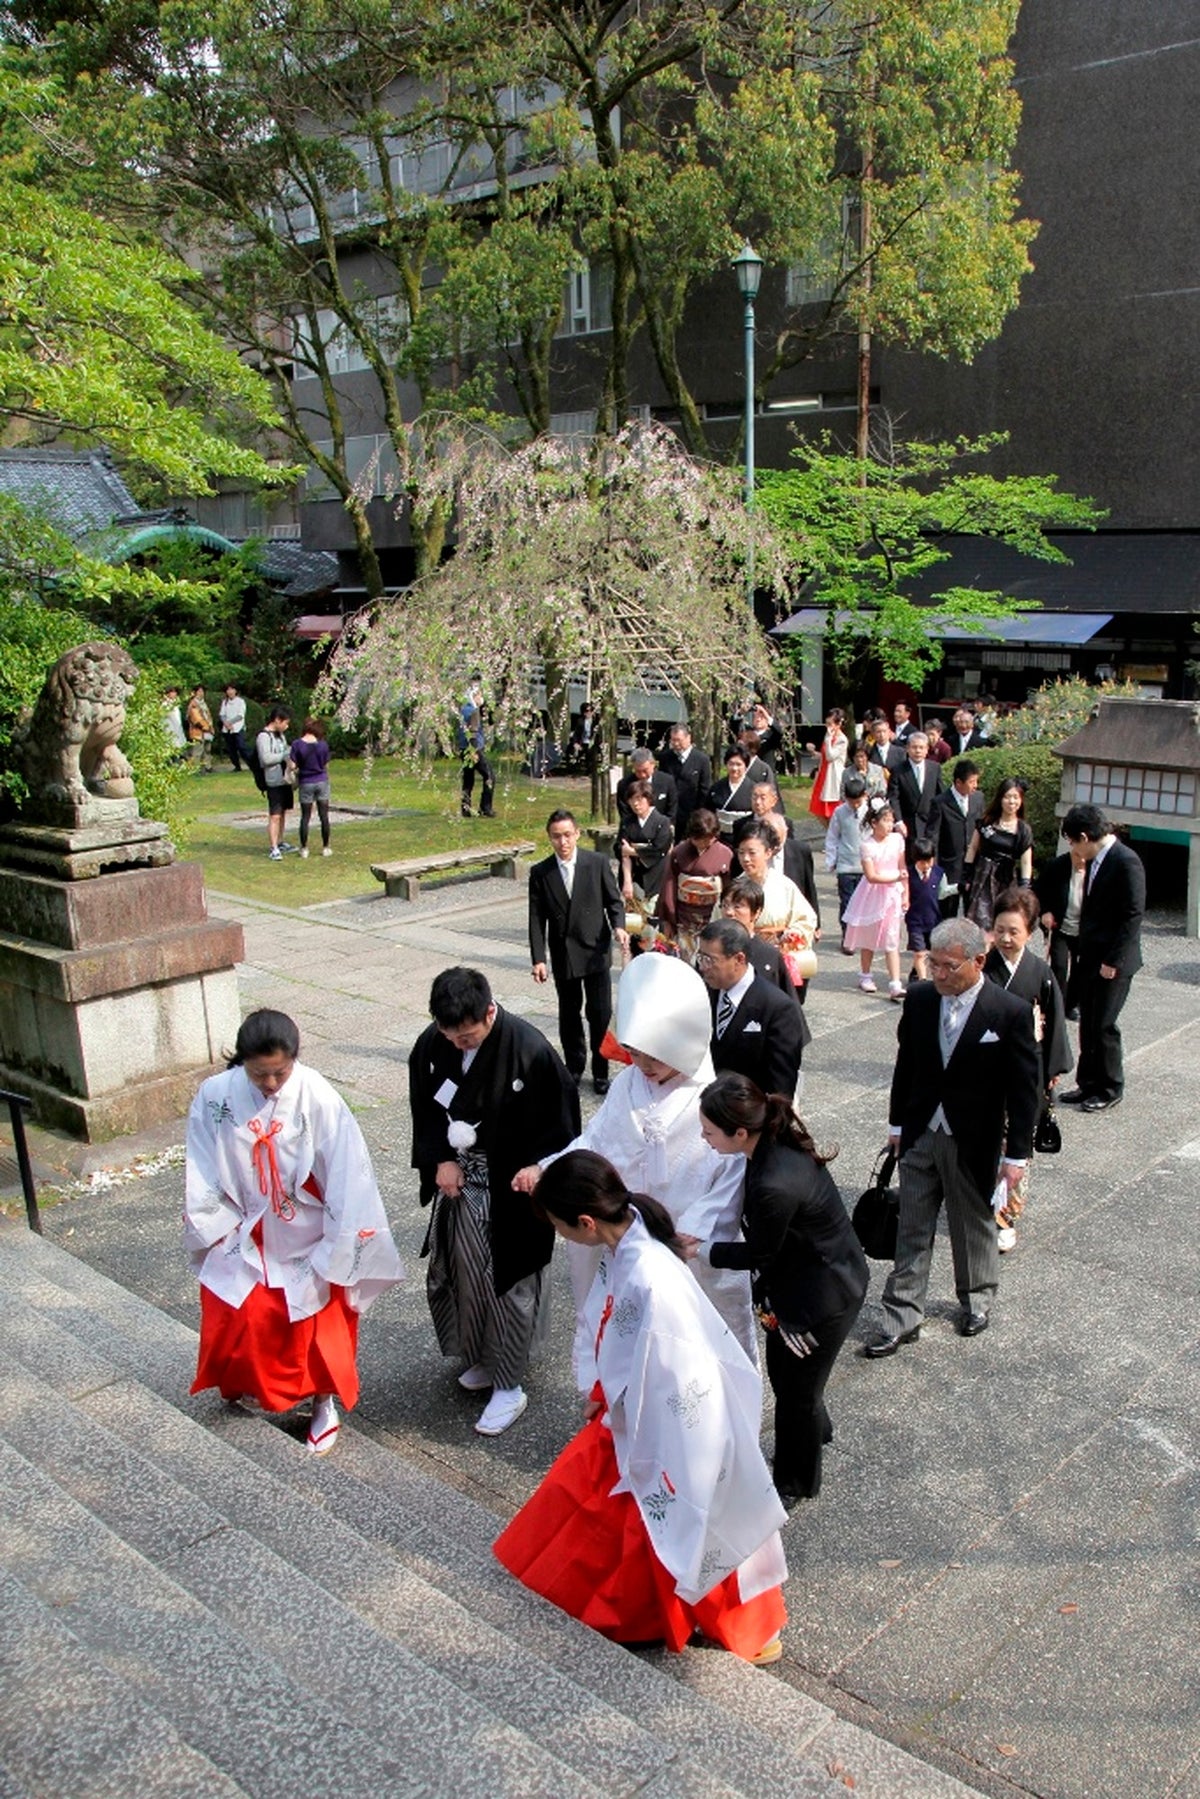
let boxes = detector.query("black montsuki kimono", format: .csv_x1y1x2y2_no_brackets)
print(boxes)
409,1007,580,1294
983,945,1073,1091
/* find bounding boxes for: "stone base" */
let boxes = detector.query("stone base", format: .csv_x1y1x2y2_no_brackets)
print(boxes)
21,795,141,831
0,1058,227,1142
0,858,244,1141
0,817,172,880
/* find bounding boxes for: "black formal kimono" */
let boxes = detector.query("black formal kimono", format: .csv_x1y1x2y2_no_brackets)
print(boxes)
708,773,756,846
410,1007,580,1296
984,946,1073,1091
615,807,674,898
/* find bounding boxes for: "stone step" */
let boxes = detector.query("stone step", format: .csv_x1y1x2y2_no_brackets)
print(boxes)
0,1345,677,1799
0,1568,252,1799
0,1218,985,1799
0,1432,609,1799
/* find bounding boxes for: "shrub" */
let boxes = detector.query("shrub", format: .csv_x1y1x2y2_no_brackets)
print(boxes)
992,676,1139,747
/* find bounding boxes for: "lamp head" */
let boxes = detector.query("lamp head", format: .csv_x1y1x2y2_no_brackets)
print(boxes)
733,241,763,301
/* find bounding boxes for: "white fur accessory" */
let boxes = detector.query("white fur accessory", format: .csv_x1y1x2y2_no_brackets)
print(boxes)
446,1119,478,1151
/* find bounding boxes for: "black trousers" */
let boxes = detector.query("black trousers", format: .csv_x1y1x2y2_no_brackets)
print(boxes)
1075,958,1133,1099
554,967,612,1081
1048,929,1079,1012
461,750,495,816
224,729,247,772
765,1292,864,1499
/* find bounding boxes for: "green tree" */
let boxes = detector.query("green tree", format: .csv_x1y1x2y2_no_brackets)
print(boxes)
757,433,1105,691
0,74,286,497
20,0,1040,576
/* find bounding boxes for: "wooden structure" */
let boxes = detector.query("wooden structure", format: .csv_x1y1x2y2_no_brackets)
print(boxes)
370,842,535,901
1054,697,1200,938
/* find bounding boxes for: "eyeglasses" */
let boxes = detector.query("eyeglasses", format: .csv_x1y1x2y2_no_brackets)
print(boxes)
695,952,724,967
928,956,968,975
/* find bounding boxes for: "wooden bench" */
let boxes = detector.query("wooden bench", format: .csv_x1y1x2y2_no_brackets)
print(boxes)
370,842,536,902
586,826,619,856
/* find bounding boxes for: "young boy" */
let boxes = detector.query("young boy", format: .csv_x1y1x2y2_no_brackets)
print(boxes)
904,836,943,981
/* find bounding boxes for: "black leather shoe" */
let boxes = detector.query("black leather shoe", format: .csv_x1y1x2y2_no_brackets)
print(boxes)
592,1077,611,1096
958,1310,989,1337
1082,1093,1122,1113
1058,1087,1087,1105
863,1326,920,1359
1065,1007,1080,1022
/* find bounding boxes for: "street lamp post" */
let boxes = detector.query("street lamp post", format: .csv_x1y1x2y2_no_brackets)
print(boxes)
733,241,763,607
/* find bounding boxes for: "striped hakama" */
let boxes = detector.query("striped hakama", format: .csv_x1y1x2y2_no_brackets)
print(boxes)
426,1153,546,1391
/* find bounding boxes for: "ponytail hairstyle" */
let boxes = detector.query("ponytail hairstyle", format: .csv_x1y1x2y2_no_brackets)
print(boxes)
699,1070,837,1166
227,1008,300,1069
535,1150,686,1259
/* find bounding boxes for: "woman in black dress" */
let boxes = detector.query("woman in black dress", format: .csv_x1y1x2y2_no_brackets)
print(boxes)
984,886,1073,1252
963,777,1034,930
691,1073,868,1505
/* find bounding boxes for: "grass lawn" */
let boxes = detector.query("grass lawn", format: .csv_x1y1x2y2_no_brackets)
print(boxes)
181,755,812,905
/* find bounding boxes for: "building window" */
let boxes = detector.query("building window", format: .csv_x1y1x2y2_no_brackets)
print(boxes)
557,261,613,336
1074,762,1196,816
293,295,409,381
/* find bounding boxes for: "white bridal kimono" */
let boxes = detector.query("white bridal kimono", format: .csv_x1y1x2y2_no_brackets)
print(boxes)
584,1212,787,1606
184,1062,403,1321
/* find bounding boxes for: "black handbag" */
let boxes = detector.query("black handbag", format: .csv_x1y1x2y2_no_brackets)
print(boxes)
852,1148,900,1260
1034,1101,1062,1155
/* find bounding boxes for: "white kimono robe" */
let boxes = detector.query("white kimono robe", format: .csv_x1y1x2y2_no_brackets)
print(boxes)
585,1212,787,1606
184,1062,403,1323
544,1055,757,1370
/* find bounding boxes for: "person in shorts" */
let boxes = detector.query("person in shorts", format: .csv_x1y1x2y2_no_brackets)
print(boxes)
256,706,294,860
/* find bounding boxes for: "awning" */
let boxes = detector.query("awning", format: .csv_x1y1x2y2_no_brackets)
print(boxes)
774,608,1113,648
291,614,344,641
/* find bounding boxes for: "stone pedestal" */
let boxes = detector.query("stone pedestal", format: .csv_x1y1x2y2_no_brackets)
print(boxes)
0,860,244,1141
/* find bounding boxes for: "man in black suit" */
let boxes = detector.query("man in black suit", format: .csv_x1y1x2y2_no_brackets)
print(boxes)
947,706,987,758
889,732,943,864
863,917,1040,1355
934,759,983,916
659,722,713,839
892,701,914,744
866,718,906,777
529,809,628,1094
696,918,809,1096
1057,805,1145,1113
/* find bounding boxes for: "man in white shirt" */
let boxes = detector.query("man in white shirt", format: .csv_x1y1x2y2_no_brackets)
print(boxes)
218,683,248,772
863,917,1040,1356
528,809,627,1094
1056,804,1145,1112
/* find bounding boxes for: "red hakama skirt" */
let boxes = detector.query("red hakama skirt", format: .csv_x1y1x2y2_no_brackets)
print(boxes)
494,1412,785,1659
808,742,839,820
191,1278,360,1412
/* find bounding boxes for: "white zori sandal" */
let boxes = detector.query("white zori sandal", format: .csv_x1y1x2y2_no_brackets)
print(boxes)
306,1395,340,1456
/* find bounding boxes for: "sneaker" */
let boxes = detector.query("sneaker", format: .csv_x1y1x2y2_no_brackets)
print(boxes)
280,840,299,853
458,1363,493,1391
888,981,905,1003
475,1385,528,1435
858,975,877,994
299,847,309,859
306,1395,340,1455
997,1225,1017,1253
269,848,282,861
322,847,333,857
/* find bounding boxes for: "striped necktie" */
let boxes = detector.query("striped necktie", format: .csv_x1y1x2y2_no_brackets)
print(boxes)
716,992,735,1037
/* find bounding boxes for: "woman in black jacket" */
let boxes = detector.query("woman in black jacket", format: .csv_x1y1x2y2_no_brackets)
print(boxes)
692,1073,868,1504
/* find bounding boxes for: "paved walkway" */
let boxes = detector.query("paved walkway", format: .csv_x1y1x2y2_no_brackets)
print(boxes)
6,860,1200,1799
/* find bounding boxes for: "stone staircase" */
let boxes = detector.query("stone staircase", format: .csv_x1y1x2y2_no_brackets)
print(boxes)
0,1217,985,1799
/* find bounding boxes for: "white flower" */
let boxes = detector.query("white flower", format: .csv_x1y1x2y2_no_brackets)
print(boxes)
446,1119,478,1151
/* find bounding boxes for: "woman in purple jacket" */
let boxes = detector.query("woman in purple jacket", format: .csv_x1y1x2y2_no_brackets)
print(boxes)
290,718,333,858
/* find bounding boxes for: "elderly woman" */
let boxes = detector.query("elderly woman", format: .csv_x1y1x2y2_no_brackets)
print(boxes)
615,777,674,903
513,952,756,1364
185,1008,403,1455
656,807,732,960
850,742,888,800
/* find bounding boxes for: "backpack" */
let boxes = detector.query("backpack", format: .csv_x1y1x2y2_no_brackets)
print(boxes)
244,738,269,794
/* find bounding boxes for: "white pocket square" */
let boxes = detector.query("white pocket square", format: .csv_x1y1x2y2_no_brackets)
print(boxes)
979,1029,1000,1044
743,1019,763,1033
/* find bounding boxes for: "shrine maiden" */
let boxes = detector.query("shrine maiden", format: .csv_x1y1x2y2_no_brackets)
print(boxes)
185,1009,402,1455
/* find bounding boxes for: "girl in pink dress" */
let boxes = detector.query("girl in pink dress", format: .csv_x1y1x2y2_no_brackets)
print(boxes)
841,799,909,1001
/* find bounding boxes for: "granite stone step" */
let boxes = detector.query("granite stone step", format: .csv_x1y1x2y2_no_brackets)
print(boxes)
0,1568,251,1799
0,1436,559,1799
0,1355,656,1799
0,1216,985,1799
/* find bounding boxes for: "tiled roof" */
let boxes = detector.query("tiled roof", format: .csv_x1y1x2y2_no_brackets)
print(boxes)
255,540,340,601
0,449,138,538
902,532,1200,616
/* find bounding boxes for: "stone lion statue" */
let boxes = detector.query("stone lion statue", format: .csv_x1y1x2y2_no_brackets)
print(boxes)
20,642,139,810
